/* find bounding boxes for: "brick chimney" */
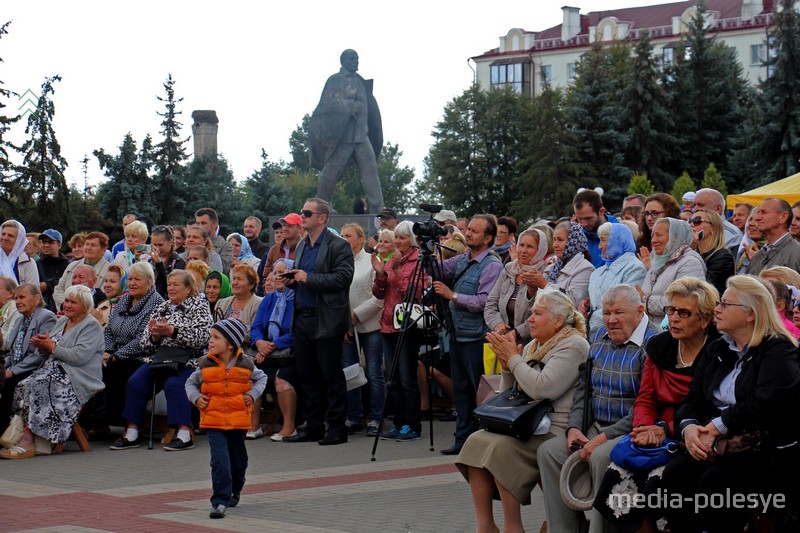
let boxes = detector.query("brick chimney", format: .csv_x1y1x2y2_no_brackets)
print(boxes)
191,110,219,159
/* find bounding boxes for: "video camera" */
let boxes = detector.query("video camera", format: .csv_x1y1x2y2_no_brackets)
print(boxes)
413,203,448,249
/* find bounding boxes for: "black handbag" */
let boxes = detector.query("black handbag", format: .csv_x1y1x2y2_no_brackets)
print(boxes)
244,346,295,368
472,384,553,441
150,346,193,374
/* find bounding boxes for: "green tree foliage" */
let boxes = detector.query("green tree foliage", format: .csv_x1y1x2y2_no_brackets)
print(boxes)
16,75,70,230
671,171,696,204
288,114,312,172
153,74,189,223
623,30,676,191
425,84,528,215
514,88,589,220
628,173,655,196
733,0,800,187
567,40,632,205
666,3,748,185
67,184,112,234
0,21,21,216
241,150,292,221
279,168,319,215
701,162,727,197
182,154,241,236
94,133,159,222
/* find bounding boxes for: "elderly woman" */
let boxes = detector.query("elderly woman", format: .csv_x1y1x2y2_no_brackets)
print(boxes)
638,193,681,252
661,276,800,533
110,270,213,451
485,228,549,344
184,225,224,272
0,276,20,347
249,258,298,441
204,270,231,314
1,284,57,434
227,233,261,269
341,224,384,436
98,264,128,318
93,263,164,434
214,265,261,344
113,221,149,269
1,220,39,285
689,209,734,297
543,221,594,309
0,285,104,459
734,208,765,274
640,218,706,325
372,220,426,441
456,290,590,533
594,278,720,531
375,229,396,263
68,232,86,261
583,223,647,337
148,225,186,298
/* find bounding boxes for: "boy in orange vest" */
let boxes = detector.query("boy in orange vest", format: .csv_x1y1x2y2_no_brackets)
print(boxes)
186,318,267,519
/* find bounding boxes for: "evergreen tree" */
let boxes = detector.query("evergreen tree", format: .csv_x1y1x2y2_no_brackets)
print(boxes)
514,88,590,220
94,132,159,222
288,114,312,172
623,30,676,190
182,153,241,236
701,162,727,197
671,171,696,204
17,75,70,230
0,21,21,217
628,174,656,196
734,0,800,187
153,74,189,223
242,150,292,221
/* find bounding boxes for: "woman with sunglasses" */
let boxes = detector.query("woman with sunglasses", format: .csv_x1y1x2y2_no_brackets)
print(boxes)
661,275,800,532
689,209,734,297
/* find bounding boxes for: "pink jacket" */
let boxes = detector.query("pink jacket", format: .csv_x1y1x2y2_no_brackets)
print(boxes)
372,247,424,334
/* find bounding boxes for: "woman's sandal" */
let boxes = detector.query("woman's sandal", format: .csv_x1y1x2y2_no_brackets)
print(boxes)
0,445,35,460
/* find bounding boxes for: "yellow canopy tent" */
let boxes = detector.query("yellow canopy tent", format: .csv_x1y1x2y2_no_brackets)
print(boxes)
726,172,800,209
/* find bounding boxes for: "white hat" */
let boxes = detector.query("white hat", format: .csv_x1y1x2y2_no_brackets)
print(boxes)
559,450,594,511
433,209,457,223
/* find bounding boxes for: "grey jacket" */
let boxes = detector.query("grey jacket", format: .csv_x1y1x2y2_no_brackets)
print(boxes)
546,254,594,309
211,234,234,275
47,314,105,404
4,307,58,376
642,248,706,324
745,233,800,276
484,261,536,342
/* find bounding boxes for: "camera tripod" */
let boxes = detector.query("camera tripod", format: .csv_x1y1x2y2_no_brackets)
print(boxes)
370,238,466,460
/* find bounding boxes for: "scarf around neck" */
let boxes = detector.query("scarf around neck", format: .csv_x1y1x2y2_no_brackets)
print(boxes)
522,325,581,362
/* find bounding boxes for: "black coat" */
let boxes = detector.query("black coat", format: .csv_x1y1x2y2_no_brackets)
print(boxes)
701,247,734,298
37,253,70,311
676,335,800,447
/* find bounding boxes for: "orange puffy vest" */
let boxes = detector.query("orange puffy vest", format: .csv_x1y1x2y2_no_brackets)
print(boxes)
198,351,255,430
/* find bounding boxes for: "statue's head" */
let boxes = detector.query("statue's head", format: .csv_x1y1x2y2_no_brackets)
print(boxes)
340,49,359,73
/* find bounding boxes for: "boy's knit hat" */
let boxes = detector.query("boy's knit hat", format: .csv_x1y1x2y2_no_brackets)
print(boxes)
212,318,247,351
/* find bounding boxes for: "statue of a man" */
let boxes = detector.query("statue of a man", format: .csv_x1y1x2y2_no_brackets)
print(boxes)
309,49,384,212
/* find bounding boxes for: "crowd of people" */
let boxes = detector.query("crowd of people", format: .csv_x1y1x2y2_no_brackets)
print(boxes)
0,188,799,530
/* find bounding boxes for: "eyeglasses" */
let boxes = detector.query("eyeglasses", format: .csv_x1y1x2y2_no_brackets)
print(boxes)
688,216,708,226
643,210,665,219
664,306,694,318
301,210,321,218
717,300,749,310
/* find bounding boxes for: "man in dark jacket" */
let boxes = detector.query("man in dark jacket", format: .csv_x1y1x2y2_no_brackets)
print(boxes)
283,198,354,445
36,229,70,312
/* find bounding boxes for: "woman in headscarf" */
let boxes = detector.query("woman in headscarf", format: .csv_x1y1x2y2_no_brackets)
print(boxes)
485,228,549,343
584,223,647,338
0,220,39,285
639,218,706,325
101,265,128,316
203,270,231,314
227,233,261,269
543,221,594,309
734,207,766,274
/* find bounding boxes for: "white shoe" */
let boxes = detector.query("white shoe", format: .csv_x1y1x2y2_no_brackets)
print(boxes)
270,430,298,442
245,428,264,440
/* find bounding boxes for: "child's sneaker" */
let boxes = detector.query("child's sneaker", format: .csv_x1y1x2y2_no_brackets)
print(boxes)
365,420,380,437
210,504,227,519
395,425,421,442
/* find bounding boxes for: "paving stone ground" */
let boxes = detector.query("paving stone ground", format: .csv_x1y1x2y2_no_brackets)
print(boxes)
0,418,547,532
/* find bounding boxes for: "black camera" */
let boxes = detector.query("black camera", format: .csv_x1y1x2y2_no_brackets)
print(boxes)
413,203,448,248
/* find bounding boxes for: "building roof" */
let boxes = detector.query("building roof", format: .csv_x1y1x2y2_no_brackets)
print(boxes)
473,0,773,60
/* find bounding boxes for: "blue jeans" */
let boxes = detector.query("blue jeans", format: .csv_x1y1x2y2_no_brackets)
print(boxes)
383,331,422,433
207,429,248,507
342,330,385,424
122,364,194,427
450,339,484,447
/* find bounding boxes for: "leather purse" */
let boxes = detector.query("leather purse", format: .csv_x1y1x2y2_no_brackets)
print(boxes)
710,431,763,459
265,347,295,368
150,346,193,373
472,385,553,441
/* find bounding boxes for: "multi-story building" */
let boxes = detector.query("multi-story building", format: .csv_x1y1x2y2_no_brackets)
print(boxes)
471,0,775,96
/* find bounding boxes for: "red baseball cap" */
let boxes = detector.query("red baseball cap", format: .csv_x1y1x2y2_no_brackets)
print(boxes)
279,213,302,226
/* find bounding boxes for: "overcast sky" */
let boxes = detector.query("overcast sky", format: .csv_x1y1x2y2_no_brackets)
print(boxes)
3,0,662,190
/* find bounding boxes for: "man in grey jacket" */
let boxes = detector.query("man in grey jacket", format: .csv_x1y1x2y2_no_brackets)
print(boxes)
746,197,800,275
195,208,234,275
283,198,354,445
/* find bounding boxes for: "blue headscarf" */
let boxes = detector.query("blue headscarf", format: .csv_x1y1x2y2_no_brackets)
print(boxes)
229,233,256,260
602,223,637,266
268,258,295,341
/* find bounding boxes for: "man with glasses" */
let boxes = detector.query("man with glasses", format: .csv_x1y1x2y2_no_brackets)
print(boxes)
283,198,354,445
746,197,800,275
692,188,742,248
36,229,70,312
573,189,618,268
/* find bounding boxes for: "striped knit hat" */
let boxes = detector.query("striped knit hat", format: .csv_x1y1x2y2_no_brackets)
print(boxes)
211,318,247,351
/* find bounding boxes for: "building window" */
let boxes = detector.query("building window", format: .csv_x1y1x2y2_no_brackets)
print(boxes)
663,47,675,67
490,62,531,93
567,63,577,80
751,43,767,65
540,64,553,86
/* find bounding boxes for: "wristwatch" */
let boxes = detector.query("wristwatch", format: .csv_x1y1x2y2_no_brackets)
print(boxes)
452,292,459,302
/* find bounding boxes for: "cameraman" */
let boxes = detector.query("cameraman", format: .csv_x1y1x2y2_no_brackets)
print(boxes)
432,214,503,455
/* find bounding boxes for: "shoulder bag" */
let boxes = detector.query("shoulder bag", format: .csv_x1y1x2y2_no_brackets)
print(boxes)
472,384,553,441
150,346,193,374
610,434,680,471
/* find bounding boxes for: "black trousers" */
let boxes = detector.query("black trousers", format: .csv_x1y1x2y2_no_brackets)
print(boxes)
0,370,32,435
293,314,347,439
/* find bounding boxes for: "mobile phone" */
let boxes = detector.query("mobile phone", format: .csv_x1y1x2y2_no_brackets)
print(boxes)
137,244,152,254
280,272,296,279
697,230,705,241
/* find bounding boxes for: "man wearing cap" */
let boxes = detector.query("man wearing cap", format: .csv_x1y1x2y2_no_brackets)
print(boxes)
433,209,457,227
256,213,304,296
537,284,658,533
377,208,399,232
243,216,269,260
36,229,70,312
283,197,354,445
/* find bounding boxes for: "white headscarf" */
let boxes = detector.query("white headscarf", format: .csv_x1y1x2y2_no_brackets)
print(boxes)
0,220,28,281
507,229,549,275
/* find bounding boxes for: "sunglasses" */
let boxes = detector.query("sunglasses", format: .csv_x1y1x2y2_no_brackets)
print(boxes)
301,210,321,218
688,216,708,226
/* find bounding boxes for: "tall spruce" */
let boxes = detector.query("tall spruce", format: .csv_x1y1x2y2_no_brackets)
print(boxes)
182,153,241,236
242,150,291,221
17,75,70,230
153,74,189,223
623,30,675,191
0,21,21,217
94,132,159,222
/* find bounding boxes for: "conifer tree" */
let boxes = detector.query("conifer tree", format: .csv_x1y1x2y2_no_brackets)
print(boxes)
671,171,696,204
242,150,291,221
628,174,655,197
153,74,189,223
0,21,21,216
701,162,727,197
94,133,160,222
182,153,241,236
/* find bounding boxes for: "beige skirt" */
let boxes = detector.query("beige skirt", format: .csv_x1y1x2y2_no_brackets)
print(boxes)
455,429,555,505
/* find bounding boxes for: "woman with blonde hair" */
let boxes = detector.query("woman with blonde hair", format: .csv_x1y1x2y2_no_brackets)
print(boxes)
113,221,150,269
375,229,396,263
661,275,800,532
185,260,211,292
457,289,589,533
759,265,800,289
689,209,734,297
184,226,223,272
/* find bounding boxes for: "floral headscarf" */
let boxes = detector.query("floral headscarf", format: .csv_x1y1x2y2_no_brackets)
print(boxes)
602,224,638,266
649,217,693,273
546,222,587,283
105,264,128,304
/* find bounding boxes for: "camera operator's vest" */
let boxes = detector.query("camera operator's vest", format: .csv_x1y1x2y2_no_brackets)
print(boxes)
450,252,500,342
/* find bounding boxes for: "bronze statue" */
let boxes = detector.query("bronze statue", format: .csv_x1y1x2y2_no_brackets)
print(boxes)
309,49,384,212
